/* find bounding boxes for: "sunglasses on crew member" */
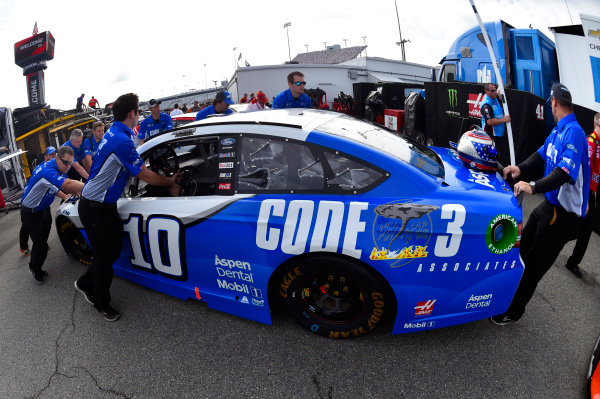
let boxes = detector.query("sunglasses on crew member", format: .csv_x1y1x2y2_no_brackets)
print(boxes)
294,81,307,86
58,157,73,166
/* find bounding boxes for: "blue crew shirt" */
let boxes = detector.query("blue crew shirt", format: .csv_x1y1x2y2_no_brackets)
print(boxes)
194,105,233,121
81,121,144,204
139,113,173,141
83,135,102,158
21,158,66,211
62,139,86,166
480,95,506,137
272,88,311,109
537,113,590,217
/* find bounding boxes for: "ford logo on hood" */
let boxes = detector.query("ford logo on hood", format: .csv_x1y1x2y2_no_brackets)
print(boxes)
221,138,236,146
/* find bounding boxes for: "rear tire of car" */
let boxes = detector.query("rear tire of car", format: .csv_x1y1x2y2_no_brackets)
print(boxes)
277,254,392,339
56,216,93,266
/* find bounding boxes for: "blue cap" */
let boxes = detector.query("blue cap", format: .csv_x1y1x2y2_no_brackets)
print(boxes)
45,146,56,155
216,91,235,105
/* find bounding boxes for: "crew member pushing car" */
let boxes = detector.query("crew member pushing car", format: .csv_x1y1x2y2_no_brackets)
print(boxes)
75,93,181,322
61,129,90,181
20,146,84,283
490,83,590,325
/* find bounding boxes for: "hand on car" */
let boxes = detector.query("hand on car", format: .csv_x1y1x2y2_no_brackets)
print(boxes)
513,181,532,196
168,173,181,196
503,165,520,180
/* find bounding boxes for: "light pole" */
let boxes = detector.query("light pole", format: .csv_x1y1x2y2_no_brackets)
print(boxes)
204,63,207,90
232,47,237,71
394,0,410,61
284,22,292,62
323,41,327,50
305,44,309,53
362,36,368,57
343,39,347,48
213,80,218,91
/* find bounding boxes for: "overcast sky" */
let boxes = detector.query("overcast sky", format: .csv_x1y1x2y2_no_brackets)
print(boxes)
0,0,598,110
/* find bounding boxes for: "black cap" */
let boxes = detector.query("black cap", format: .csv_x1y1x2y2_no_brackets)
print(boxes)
549,83,572,104
148,99,161,107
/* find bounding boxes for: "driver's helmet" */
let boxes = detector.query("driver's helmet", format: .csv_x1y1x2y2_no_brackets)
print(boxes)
456,127,498,171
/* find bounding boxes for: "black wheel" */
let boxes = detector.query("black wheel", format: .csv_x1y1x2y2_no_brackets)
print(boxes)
56,216,93,266
278,254,392,339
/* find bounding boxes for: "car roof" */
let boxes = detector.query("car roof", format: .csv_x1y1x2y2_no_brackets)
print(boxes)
182,108,341,133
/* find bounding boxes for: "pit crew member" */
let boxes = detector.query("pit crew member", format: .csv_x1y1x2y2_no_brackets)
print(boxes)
139,99,173,145
61,129,90,181
492,83,590,325
20,146,84,283
75,93,181,322
565,112,600,278
194,91,234,121
272,71,311,109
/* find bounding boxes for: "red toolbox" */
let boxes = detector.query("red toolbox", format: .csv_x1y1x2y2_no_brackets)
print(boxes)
384,109,404,131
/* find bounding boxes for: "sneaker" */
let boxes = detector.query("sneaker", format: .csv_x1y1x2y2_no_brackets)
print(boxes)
96,304,120,322
20,249,31,256
29,268,45,284
73,280,95,305
565,263,583,279
489,313,520,326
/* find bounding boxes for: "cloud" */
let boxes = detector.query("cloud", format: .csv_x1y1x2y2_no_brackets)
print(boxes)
112,71,130,84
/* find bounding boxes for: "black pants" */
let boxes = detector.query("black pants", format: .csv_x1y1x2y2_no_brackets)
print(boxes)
20,211,51,251
506,200,583,319
20,207,52,272
566,192,597,267
77,199,122,307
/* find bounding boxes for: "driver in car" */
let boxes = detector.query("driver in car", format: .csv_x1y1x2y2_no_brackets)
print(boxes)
75,93,181,322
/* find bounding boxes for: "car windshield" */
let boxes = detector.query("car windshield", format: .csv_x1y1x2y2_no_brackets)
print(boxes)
316,115,444,179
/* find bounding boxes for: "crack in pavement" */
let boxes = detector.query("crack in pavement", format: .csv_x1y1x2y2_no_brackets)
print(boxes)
25,290,132,399
534,291,557,312
312,371,334,399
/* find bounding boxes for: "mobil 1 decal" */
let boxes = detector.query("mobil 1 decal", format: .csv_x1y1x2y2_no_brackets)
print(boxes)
217,136,238,195
370,200,439,267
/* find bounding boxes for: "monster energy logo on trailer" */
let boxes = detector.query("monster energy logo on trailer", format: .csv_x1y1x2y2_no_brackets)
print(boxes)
448,89,458,108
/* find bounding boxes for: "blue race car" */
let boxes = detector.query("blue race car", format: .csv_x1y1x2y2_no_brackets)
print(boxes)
56,109,524,338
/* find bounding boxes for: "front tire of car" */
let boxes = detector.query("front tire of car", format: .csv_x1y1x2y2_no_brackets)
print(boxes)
277,254,393,339
56,216,93,266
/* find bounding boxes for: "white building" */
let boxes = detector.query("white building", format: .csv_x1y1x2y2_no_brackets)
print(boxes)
227,45,434,107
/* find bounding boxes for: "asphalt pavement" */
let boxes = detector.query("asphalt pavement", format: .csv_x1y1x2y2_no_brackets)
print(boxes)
0,195,599,399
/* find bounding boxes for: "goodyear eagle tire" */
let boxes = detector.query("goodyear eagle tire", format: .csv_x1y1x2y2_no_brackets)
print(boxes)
278,254,391,339
56,216,93,266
